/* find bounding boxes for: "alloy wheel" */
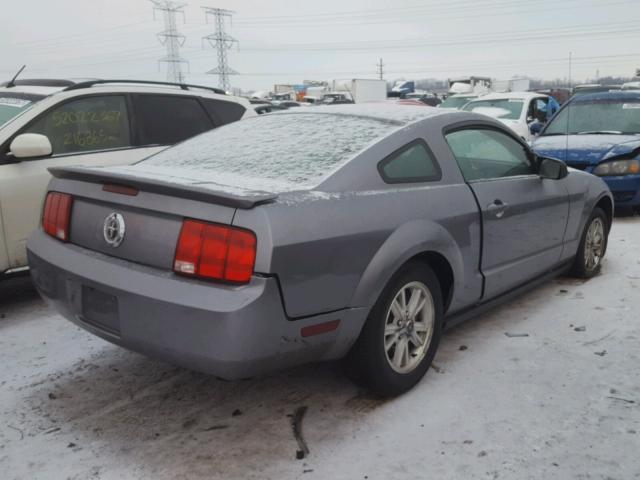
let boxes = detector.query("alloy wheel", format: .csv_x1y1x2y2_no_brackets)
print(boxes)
584,217,605,272
383,281,435,374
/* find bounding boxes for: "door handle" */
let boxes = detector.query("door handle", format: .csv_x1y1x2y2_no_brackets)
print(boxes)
487,199,508,218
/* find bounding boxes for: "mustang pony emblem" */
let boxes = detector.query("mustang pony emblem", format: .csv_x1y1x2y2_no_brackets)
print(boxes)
103,213,125,248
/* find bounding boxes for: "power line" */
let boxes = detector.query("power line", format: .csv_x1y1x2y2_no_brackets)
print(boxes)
202,7,238,92
233,0,634,25
150,0,188,83
4,20,155,48
235,0,533,22
236,22,640,52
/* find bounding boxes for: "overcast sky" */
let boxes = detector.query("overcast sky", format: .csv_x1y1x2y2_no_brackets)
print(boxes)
0,0,638,91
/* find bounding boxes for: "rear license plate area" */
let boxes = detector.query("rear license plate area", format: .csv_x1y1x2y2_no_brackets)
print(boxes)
81,286,121,335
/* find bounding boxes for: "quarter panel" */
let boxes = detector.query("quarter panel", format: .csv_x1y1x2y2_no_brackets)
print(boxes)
560,170,613,261
233,183,482,319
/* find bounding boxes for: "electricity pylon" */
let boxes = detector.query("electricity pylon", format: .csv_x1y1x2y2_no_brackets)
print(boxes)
151,0,188,83
202,7,238,92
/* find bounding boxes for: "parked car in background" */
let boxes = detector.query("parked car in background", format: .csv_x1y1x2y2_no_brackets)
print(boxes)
389,80,415,97
438,92,481,109
622,81,640,90
275,100,302,108
402,92,442,106
572,84,622,97
320,93,355,105
0,78,254,278
462,92,559,141
28,104,612,396
533,90,640,210
254,103,289,115
396,99,431,107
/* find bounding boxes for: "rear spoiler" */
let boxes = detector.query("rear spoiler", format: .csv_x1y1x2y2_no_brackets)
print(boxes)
48,166,278,209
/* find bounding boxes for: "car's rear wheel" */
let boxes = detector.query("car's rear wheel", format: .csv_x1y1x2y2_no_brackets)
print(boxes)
570,207,609,278
345,262,443,397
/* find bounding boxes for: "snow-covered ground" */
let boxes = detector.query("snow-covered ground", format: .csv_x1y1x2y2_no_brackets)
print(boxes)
1,217,639,480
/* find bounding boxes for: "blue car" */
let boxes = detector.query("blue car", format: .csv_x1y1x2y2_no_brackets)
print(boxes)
533,91,640,208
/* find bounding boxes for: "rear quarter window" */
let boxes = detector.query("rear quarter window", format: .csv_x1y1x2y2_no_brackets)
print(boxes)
378,140,441,183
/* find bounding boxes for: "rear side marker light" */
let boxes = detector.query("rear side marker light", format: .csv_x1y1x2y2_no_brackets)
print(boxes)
43,192,73,242
301,320,341,337
174,219,257,284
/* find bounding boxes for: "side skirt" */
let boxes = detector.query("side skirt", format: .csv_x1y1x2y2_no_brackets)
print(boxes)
444,258,574,331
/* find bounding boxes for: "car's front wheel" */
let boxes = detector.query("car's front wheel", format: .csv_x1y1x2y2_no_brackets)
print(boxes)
345,262,443,397
570,207,609,278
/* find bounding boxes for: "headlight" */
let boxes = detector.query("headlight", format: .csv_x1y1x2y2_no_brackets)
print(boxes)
593,159,640,176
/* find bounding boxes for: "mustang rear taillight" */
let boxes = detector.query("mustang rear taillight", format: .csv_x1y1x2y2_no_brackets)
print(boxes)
174,219,257,284
43,192,73,242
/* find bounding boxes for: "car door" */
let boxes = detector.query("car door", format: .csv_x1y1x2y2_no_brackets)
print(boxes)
445,126,569,300
0,94,164,268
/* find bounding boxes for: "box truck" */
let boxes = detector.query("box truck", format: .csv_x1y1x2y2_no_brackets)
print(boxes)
330,79,387,103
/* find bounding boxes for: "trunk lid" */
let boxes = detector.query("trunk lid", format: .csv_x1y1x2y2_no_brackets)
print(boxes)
50,166,276,271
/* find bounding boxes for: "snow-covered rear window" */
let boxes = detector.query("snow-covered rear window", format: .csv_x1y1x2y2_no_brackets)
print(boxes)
132,113,400,191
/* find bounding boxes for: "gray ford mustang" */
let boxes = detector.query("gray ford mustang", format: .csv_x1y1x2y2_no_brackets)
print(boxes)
27,104,612,396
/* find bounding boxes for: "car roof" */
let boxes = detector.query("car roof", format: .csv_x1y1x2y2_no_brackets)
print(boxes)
467,91,544,102
0,78,236,100
270,103,450,126
0,85,68,96
570,90,640,102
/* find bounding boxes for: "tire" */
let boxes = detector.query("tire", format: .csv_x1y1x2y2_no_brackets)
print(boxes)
344,262,443,397
570,207,609,278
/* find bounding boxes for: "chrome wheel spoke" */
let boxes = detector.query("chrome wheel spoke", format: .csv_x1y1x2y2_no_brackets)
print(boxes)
390,299,403,321
397,290,407,311
384,324,398,336
385,333,399,352
406,288,423,318
414,321,429,333
410,330,424,347
393,336,408,368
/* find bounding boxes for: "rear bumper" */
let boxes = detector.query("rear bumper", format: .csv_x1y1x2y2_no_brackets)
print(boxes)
601,174,640,206
27,230,365,379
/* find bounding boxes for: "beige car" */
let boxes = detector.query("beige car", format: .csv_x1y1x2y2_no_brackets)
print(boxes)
0,79,255,277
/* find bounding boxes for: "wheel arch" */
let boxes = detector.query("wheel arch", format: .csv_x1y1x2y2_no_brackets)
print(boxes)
408,251,454,312
350,219,464,317
594,195,613,231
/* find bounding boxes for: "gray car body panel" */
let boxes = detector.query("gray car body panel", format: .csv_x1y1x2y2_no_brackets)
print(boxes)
27,105,613,379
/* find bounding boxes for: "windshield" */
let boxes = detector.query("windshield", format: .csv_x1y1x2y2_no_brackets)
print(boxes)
440,95,474,109
128,112,400,192
543,98,640,135
462,99,524,120
0,93,44,127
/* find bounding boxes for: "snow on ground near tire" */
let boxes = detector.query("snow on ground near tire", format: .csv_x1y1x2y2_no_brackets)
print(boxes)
1,218,639,480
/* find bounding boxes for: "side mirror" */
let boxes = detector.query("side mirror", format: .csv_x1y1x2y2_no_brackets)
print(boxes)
529,121,543,136
9,133,52,159
538,156,568,180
